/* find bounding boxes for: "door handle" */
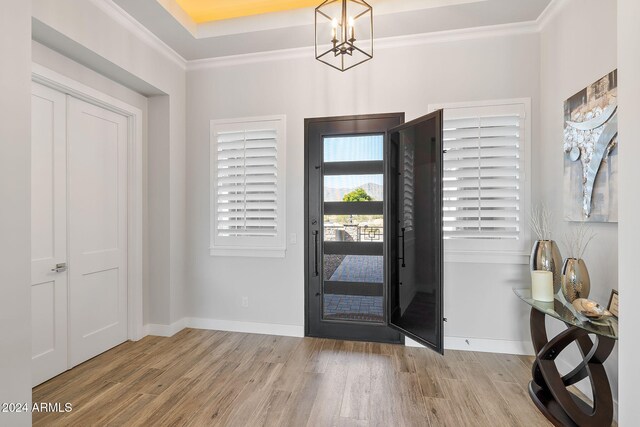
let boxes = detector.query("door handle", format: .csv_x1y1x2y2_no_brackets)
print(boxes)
399,228,406,268
313,230,319,277
51,263,67,273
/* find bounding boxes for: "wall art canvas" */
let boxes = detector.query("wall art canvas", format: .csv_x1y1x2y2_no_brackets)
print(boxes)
563,70,618,222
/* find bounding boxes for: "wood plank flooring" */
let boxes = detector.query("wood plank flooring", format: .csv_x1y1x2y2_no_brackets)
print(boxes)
32,329,555,426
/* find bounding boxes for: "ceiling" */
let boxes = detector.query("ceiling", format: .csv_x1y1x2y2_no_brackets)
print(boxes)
175,0,321,23
111,0,553,61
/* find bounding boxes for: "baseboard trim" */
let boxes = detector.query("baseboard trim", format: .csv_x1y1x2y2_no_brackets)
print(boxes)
143,318,188,337
143,317,304,338
145,320,532,355
405,335,535,355
188,317,304,337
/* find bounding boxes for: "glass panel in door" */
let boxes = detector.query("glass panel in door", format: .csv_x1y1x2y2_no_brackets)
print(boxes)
322,135,385,322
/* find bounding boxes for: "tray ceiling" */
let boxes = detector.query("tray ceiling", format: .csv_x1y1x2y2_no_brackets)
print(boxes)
107,0,553,61
175,0,321,23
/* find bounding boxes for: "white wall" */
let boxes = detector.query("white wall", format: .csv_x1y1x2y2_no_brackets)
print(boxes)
32,0,188,326
617,0,640,421
0,2,32,426
148,95,172,324
539,0,618,408
186,32,540,346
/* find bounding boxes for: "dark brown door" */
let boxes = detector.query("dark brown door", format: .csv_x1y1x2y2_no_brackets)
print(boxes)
387,111,444,353
305,113,404,343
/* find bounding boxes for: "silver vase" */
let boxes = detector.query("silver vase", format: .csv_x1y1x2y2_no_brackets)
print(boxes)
530,240,563,294
561,258,591,302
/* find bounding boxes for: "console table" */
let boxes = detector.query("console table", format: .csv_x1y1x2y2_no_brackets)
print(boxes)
514,289,618,427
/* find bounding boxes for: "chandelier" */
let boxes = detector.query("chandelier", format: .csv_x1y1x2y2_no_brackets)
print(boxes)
315,0,373,72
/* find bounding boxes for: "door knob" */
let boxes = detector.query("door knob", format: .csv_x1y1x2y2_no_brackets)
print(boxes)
51,263,67,273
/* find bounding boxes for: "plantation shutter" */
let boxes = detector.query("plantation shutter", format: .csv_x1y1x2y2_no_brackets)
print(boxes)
216,128,279,237
211,116,286,257
441,103,525,241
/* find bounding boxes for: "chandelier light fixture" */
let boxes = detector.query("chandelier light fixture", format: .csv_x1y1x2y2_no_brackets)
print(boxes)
315,0,373,72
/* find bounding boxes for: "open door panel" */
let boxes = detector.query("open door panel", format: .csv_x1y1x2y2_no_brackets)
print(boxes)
386,110,444,354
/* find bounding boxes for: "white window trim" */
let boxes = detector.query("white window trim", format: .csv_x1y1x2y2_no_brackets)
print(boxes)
210,115,287,257
429,98,532,264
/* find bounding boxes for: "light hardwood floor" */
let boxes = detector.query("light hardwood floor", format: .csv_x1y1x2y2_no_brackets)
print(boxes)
33,328,554,426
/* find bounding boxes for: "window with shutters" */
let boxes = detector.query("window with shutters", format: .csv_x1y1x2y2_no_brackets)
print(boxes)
210,116,286,257
429,99,531,262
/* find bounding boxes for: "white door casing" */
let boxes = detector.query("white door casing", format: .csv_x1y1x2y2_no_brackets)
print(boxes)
30,82,68,386
67,97,128,367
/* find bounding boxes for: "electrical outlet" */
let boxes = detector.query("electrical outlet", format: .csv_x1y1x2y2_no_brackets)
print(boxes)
241,296,249,308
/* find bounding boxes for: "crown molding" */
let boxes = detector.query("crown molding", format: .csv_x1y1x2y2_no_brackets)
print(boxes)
89,0,187,70
187,20,539,71
375,20,538,50
535,0,570,30
187,46,312,70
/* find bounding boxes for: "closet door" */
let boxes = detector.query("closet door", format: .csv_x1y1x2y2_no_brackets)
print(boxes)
67,97,128,367
31,83,69,386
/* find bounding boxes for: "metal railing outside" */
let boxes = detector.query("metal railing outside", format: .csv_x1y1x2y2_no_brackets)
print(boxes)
324,225,384,242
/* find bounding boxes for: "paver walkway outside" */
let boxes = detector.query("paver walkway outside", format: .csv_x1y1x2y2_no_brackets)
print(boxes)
323,294,384,321
329,255,383,283
323,255,384,321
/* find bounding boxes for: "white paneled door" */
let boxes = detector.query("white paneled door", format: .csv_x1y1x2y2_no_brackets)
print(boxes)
67,97,128,368
31,83,68,386
31,83,128,385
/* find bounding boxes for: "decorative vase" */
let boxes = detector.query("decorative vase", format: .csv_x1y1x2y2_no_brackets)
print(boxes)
561,258,591,302
530,240,563,294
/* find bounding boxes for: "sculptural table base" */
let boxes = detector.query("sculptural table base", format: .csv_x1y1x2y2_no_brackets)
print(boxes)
528,308,615,427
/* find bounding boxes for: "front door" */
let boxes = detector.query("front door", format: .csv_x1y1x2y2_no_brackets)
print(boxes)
305,114,404,343
305,111,444,352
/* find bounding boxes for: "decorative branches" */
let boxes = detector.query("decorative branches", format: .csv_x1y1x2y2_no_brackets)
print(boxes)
530,204,553,240
562,222,596,259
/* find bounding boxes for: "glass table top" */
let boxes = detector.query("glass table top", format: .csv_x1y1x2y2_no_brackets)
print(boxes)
514,289,618,340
